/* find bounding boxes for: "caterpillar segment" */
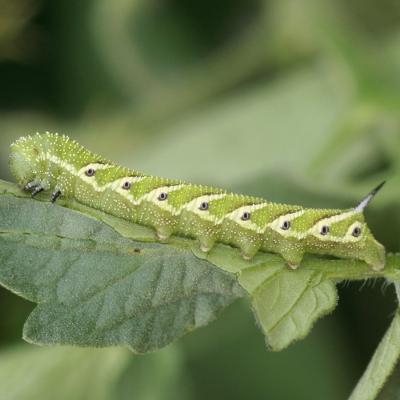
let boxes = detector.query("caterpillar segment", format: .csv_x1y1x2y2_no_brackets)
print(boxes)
9,133,386,271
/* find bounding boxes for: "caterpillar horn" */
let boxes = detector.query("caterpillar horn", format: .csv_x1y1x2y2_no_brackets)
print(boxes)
355,181,386,213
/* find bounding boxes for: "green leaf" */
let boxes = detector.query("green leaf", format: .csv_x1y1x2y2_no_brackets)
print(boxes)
245,268,337,351
193,246,338,351
0,345,189,400
0,180,243,353
349,311,400,400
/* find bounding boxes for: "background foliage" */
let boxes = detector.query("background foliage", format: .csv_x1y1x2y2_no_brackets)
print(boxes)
1,0,400,398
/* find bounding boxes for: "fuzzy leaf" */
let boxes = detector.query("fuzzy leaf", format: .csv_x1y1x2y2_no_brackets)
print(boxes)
244,268,337,351
0,180,243,353
193,246,338,350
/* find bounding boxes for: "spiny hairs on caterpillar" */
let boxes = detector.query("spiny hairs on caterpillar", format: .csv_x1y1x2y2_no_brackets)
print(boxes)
9,132,386,271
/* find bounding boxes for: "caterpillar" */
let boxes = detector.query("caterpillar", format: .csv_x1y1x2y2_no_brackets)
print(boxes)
9,133,386,271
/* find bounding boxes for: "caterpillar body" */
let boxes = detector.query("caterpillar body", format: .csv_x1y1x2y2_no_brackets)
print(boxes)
9,133,386,271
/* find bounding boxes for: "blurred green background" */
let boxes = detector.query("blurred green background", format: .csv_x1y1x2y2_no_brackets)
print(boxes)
1,0,400,399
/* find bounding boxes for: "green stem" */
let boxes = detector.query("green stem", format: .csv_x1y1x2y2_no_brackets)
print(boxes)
349,312,400,400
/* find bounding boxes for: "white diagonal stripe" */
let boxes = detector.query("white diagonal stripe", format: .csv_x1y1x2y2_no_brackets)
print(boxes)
267,210,306,239
178,194,227,222
225,203,268,232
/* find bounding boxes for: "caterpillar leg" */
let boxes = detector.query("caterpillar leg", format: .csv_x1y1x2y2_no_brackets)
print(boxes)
24,181,44,197
198,237,216,254
156,230,170,241
280,249,304,271
240,245,259,261
23,181,47,197
155,224,176,241
200,243,212,253
364,242,385,272
369,257,385,272
24,181,39,191
31,186,44,197
51,190,62,203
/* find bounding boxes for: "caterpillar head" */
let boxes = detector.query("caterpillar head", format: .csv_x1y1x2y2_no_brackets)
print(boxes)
9,136,41,186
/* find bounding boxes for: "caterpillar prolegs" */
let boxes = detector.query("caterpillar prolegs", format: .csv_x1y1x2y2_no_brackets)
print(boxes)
9,133,386,271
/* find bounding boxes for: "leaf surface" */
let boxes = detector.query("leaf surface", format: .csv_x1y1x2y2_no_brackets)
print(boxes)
194,246,338,350
0,181,243,353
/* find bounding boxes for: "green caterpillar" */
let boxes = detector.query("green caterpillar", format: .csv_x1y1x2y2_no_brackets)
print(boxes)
9,133,386,271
